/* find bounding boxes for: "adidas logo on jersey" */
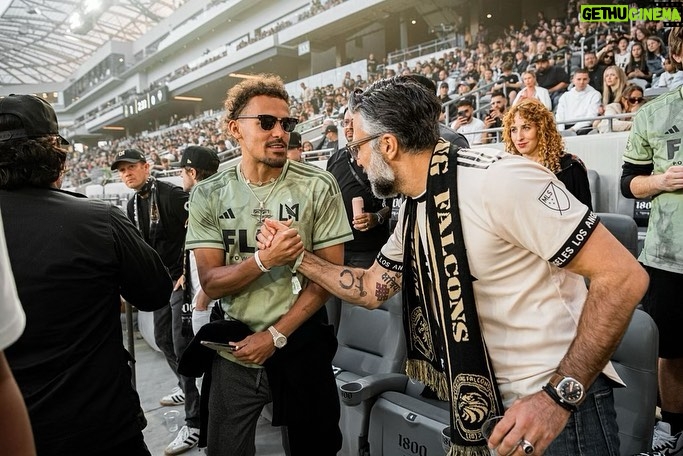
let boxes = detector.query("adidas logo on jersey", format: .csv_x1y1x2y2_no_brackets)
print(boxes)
219,208,235,219
665,125,680,135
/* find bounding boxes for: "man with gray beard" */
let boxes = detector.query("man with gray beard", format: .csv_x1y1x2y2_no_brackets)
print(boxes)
258,76,647,456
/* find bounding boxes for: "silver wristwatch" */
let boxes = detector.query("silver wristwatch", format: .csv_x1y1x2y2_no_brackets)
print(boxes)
268,325,287,348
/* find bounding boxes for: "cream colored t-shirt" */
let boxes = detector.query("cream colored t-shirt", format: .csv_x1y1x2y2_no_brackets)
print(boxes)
380,147,620,407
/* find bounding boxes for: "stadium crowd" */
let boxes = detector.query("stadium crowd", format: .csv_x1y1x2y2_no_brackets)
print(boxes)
64,2,679,189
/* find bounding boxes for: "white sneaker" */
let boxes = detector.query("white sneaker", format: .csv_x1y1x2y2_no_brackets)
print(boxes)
652,421,683,455
160,386,185,406
164,425,200,455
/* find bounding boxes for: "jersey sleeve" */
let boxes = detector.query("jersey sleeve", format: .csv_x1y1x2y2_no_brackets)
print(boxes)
186,183,224,250
623,109,654,166
482,157,598,268
378,201,406,272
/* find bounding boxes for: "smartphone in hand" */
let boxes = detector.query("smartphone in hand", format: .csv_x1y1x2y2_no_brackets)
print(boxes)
201,340,238,352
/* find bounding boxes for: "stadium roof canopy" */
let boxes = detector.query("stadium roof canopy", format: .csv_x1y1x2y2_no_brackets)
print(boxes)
0,0,177,85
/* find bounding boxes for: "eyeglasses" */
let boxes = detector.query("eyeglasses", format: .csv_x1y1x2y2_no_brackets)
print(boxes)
236,115,298,132
628,97,644,104
346,133,382,160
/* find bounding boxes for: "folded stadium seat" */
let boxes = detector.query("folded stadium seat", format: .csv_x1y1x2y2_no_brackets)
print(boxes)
334,293,407,456
587,169,600,212
357,310,658,456
611,308,659,455
598,212,639,257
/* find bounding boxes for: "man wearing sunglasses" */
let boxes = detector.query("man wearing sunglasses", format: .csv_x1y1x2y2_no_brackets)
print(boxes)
258,76,647,456
185,74,352,456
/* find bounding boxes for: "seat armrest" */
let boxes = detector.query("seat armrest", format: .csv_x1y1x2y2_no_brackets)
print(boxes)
339,373,409,406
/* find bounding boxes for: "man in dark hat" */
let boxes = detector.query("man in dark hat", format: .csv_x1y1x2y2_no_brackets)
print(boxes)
533,52,570,109
323,124,339,153
0,94,172,455
111,148,201,455
287,131,304,162
178,146,221,352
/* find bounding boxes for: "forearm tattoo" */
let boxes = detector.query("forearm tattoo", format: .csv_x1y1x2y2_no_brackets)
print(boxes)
339,269,368,297
375,272,402,302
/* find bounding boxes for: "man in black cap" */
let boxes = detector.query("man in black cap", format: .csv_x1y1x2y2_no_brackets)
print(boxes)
323,124,339,153
287,131,304,162
0,94,172,455
110,148,201,455
178,146,220,337
533,52,570,110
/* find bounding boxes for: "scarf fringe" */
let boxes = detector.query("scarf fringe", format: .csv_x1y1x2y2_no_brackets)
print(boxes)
405,359,450,401
446,445,494,456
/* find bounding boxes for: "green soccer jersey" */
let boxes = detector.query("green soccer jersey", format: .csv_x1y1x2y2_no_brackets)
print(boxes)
624,86,683,273
186,159,353,332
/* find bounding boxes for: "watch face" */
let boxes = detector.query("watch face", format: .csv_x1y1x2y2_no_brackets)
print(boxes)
557,378,584,404
274,335,287,348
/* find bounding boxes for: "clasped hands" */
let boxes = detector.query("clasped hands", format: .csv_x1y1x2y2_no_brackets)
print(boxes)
255,218,304,269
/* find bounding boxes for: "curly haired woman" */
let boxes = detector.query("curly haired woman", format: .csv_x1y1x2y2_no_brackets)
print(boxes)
502,98,593,209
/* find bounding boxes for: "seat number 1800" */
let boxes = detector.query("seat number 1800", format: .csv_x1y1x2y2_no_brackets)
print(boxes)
397,434,428,456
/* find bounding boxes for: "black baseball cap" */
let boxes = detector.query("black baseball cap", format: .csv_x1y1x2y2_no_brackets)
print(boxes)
324,124,338,134
110,148,146,170
533,52,551,63
288,131,302,148
180,146,219,173
0,94,69,144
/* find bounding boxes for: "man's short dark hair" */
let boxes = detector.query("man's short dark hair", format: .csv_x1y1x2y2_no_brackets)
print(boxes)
491,91,506,100
456,98,474,109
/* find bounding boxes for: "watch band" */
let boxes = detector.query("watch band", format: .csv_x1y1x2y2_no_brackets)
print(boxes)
542,383,578,412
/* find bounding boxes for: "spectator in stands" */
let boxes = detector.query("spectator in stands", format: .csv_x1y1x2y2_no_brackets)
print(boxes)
492,61,521,105
513,49,529,74
437,82,453,104
0,94,172,456
503,98,592,209
110,148,201,454
584,51,606,92
287,131,304,162
645,36,667,84
315,118,335,150
621,26,683,455
513,70,552,110
657,57,682,89
450,98,486,145
323,124,339,153
484,90,509,131
326,105,392,269
601,65,628,107
0,215,35,456
615,36,631,70
177,146,220,336
556,69,601,135
262,75,647,456
625,42,652,89
185,74,350,456
597,84,645,134
533,52,570,109
302,140,314,152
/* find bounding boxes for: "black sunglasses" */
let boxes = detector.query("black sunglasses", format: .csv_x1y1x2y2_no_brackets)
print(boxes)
347,133,382,160
628,97,644,104
236,115,298,132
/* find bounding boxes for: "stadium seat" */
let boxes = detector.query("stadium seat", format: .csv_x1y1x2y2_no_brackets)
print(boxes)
611,308,659,456
587,169,600,212
355,310,658,456
598,212,639,257
334,294,407,456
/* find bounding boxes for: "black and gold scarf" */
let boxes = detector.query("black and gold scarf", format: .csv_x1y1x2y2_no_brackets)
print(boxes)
401,141,504,456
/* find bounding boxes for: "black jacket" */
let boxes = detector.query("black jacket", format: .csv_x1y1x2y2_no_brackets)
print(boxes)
1,187,172,455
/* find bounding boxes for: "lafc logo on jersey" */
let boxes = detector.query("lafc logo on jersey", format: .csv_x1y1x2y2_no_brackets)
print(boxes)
279,203,300,221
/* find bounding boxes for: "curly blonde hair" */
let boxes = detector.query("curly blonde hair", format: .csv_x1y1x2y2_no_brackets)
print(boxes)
502,98,565,174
